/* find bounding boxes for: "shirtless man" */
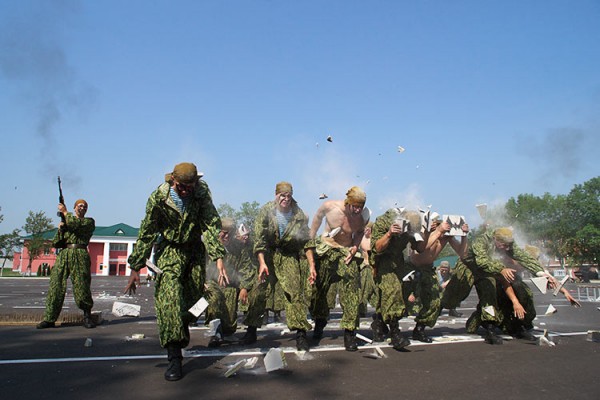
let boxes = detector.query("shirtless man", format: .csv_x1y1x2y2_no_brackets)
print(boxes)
310,186,370,351
409,217,469,342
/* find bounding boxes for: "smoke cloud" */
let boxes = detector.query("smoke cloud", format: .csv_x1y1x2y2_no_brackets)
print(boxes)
0,1,95,186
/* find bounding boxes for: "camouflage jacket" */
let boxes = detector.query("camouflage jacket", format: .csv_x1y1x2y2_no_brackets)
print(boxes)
462,231,543,277
223,238,258,290
370,209,418,271
253,200,313,257
52,213,95,248
128,181,225,271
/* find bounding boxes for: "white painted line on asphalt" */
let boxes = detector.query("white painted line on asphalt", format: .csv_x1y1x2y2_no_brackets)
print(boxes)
0,336,485,365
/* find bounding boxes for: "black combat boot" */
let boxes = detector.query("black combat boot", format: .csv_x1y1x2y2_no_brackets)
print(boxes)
412,323,433,343
239,326,257,345
208,324,223,348
370,314,387,342
313,318,327,340
515,326,537,341
483,323,503,345
296,329,310,351
83,310,96,329
343,329,358,352
165,344,183,381
448,309,463,317
389,319,410,350
36,321,56,329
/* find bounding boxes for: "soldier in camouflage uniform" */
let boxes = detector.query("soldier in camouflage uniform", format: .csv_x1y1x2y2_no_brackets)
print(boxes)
254,182,317,351
213,219,269,346
461,227,544,344
409,217,469,343
310,187,370,351
124,162,228,381
37,199,96,330
263,272,285,323
437,260,463,317
370,208,424,350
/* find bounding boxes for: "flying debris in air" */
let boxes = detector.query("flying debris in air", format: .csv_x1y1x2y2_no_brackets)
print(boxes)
397,146,405,153
326,135,333,142
319,193,328,199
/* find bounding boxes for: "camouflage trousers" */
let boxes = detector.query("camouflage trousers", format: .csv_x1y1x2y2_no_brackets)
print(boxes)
465,274,502,332
204,281,237,335
413,265,442,327
43,248,93,322
374,264,406,323
271,251,312,332
264,272,285,312
153,247,207,348
311,247,361,331
498,278,536,333
441,261,474,310
359,264,376,316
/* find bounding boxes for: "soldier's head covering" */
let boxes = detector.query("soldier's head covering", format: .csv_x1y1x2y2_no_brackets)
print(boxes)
493,227,514,244
169,162,200,185
344,186,367,207
275,181,293,195
221,217,236,233
524,245,541,259
74,199,87,208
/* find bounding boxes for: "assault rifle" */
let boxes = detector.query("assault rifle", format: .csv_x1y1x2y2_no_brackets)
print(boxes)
57,176,67,225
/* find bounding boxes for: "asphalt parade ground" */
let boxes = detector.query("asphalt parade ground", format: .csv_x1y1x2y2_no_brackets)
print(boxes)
0,276,599,400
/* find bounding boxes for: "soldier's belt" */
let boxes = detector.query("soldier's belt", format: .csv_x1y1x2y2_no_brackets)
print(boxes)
66,244,87,249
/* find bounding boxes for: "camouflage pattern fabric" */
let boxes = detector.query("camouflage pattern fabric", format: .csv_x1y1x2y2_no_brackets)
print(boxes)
253,200,313,332
128,180,225,348
43,213,95,322
205,236,265,331
311,238,362,330
440,261,474,309
358,263,376,316
370,209,418,323
412,264,442,327
498,277,536,334
203,280,236,335
264,274,285,313
461,230,543,326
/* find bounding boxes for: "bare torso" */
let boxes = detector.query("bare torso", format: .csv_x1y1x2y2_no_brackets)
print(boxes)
312,200,368,248
411,236,451,266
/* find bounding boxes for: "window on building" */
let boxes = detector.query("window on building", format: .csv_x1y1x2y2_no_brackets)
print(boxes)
110,243,127,252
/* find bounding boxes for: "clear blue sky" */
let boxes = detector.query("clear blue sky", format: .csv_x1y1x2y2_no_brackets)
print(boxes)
1,0,599,234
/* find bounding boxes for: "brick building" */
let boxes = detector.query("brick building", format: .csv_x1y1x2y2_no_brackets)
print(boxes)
12,223,149,276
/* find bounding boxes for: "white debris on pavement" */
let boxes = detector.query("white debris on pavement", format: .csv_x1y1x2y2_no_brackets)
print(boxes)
112,301,141,317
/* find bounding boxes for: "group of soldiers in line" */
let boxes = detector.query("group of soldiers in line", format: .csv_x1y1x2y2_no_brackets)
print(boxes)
36,162,581,382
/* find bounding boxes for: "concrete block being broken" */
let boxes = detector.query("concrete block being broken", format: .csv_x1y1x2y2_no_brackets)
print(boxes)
545,304,557,316
112,301,141,317
244,356,259,369
224,360,246,378
537,330,556,347
356,333,373,344
264,348,287,372
530,277,548,294
189,297,209,317
145,259,163,275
